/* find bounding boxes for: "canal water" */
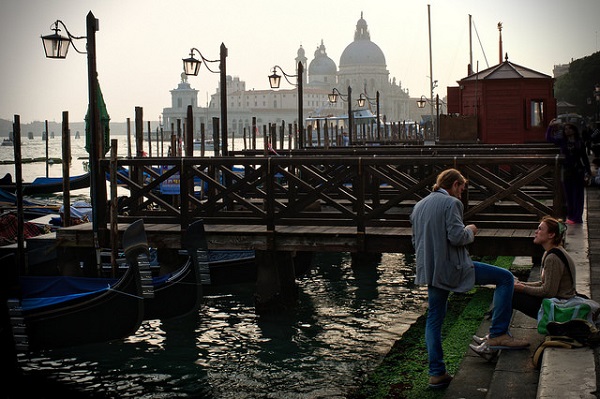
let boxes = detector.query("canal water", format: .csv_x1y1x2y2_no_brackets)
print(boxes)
2,134,428,398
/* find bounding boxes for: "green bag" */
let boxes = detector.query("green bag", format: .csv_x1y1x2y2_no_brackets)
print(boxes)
537,297,594,334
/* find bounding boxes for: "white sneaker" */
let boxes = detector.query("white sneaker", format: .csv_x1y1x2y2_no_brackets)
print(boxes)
469,342,499,361
472,334,489,345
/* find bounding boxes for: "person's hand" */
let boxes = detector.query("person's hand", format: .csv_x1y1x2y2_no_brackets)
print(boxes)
514,280,525,292
466,224,478,235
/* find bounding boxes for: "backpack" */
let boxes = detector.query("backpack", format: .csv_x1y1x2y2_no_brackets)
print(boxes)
537,296,598,334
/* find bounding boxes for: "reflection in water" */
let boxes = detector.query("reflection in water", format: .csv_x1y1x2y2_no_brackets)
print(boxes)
17,252,427,398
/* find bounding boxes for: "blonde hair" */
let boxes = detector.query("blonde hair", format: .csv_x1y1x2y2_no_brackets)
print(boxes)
433,168,467,191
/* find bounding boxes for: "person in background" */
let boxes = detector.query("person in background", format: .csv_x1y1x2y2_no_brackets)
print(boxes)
546,119,591,224
410,168,529,389
588,159,600,187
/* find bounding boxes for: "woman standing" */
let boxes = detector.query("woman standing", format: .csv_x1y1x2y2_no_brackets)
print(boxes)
546,120,591,224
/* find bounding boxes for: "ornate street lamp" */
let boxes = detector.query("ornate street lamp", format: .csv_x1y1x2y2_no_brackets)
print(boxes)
268,62,304,148
42,12,104,235
416,94,446,141
328,87,354,145
357,91,381,138
183,43,228,155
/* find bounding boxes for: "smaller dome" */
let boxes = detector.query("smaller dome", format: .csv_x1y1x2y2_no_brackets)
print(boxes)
297,45,305,58
308,40,337,76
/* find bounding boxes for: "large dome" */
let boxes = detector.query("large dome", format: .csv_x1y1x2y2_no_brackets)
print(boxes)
309,40,337,76
339,14,386,67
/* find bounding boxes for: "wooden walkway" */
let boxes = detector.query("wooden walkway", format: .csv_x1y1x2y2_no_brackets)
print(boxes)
55,144,563,259
56,222,539,257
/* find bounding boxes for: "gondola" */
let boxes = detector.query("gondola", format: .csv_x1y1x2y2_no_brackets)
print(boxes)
8,219,154,352
0,172,91,195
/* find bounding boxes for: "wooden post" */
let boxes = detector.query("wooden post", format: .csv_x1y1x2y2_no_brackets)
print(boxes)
126,117,132,159
45,120,49,177
254,250,298,313
212,117,220,156
134,107,144,211
61,112,71,227
170,123,176,157
252,116,257,150
200,123,206,157
135,107,144,157
316,120,322,147
147,121,152,157
160,125,164,157
263,125,268,156
12,115,25,275
109,139,119,277
176,119,182,156
185,105,194,157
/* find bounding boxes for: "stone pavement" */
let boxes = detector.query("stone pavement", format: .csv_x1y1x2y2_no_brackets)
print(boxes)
443,187,599,399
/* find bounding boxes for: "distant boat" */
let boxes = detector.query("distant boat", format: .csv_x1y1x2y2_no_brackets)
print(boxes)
0,172,91,195
1,138,13,146
193,139,214,151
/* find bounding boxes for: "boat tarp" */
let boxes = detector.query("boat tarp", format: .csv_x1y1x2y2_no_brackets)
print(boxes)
18,271,174,311
19,275,115,311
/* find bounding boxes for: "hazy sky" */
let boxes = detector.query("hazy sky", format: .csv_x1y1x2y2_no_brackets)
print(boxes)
1,0,599,125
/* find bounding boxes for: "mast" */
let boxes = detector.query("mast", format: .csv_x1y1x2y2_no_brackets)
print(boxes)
428,4,435,141
498,22,503,64
469,15,473,75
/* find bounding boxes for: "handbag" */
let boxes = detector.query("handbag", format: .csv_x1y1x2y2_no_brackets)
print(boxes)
537,296,598,334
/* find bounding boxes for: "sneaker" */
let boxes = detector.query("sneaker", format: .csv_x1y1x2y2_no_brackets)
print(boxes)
472,334,489,345
566,219,577,225
428,372,453,389
486,333,529,349
469,342,499,361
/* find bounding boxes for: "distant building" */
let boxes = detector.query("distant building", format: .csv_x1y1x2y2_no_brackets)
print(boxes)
553,63,570,78
162,13,423,140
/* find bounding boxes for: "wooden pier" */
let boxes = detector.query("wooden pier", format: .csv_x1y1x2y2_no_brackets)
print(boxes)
56,144,562,259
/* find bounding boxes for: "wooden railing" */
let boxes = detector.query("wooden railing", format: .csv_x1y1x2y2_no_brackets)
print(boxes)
99,151,563,235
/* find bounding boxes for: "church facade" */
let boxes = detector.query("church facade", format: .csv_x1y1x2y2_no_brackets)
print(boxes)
162,14,422,139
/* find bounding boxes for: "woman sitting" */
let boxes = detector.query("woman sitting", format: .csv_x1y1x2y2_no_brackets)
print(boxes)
512,215,576,318
472,216,576,347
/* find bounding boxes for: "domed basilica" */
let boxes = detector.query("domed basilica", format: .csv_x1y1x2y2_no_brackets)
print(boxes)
162,13,416,138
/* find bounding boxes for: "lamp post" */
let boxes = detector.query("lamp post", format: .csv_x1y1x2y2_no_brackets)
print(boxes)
328,87,353,146
268,61,304,149
357,91,380,139
183,43,228,155
417,94,444,141
42,11,104,235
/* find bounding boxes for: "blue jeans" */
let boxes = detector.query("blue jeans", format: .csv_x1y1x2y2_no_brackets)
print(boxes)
425,261,514,376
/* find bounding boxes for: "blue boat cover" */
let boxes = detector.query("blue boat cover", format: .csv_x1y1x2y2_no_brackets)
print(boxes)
18,272,173,311
19,275,115,311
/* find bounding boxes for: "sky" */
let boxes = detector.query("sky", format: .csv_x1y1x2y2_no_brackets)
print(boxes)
1,0,599,125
